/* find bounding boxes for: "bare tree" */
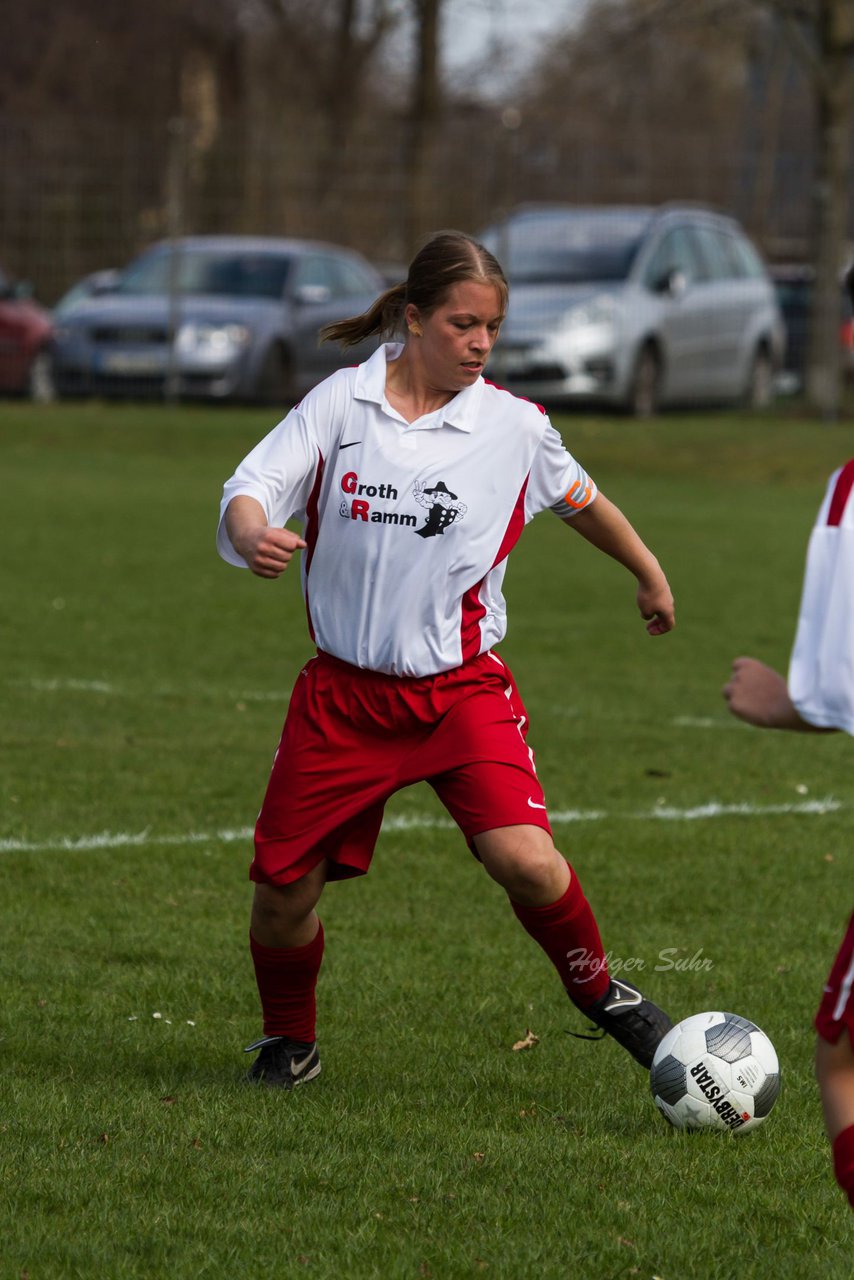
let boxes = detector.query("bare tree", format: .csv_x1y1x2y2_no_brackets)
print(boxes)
403,0,444,251
755,0,854,418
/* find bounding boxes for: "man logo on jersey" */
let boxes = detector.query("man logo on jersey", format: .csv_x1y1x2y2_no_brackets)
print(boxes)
413,480,468,538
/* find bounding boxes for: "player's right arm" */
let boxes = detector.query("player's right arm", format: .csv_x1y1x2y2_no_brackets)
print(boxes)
224,495,307,579
723,657,836,732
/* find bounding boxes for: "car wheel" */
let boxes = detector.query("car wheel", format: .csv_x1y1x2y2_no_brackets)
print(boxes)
256,344,294,405
744,347,774,410
626,344,661,418
27,349,57,403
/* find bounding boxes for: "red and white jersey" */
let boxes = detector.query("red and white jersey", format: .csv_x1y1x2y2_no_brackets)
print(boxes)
788,459,854,733
218,343,597,675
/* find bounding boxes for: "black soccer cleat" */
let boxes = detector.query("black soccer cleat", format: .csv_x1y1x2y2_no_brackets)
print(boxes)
570,977,673,1069
243,1035,321,1088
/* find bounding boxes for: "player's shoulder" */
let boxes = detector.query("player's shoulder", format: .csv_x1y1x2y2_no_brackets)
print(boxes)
824,458,854,527
480,378,549,427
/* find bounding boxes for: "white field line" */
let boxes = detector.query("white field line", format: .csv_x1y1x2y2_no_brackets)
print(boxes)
16,677,290,703
0,798,844,856
15,679,739,724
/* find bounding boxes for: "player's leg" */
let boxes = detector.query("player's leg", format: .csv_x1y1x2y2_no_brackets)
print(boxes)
242,655,395,1087
816,1034,854,1210
814,911,854,1209
473,822,671,1068
245,861,327,1088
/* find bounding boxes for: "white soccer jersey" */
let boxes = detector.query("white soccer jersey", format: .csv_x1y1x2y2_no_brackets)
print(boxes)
218,343,597,676
788,459,854,733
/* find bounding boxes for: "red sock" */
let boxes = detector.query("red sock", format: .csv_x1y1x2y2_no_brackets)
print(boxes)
511,872,610,1009
249,923,324,1042
832,1124,854,1209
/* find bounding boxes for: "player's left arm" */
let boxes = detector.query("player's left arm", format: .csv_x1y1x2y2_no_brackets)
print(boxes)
564,492,675,635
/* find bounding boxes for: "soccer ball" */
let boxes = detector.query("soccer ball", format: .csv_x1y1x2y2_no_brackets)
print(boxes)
650,1011,780,1134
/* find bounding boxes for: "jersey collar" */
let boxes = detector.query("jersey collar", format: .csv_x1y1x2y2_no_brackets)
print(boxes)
354,342,481,433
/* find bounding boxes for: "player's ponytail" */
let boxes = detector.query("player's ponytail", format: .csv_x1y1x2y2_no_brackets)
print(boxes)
320,282,407,348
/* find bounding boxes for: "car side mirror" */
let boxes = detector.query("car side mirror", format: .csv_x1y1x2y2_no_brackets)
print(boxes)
293,284,332,305
653,268,687,298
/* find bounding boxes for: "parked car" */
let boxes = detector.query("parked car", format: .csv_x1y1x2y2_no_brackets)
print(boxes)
770,263,854,394
50,236,386,403
0,265,55,401
53,268,121,318
479,204,785,415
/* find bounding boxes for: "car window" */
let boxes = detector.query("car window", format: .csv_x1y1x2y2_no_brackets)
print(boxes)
291,255,341,294
481,213,647,284
641,227,703,290
729,235,767,281
117,250,292,299
332,257,381,297
690,226,738,281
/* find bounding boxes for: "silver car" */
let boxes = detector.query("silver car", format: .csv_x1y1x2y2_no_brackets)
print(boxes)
50,235,385,403
480,205,785,415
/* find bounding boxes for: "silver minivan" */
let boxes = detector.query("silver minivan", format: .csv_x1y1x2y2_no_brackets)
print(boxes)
480,204,785,415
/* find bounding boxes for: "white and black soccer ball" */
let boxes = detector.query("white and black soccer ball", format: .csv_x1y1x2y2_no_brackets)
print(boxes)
650,1011,780,1134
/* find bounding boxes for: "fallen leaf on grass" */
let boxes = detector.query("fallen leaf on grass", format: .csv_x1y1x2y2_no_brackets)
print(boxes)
511,1029,539,1051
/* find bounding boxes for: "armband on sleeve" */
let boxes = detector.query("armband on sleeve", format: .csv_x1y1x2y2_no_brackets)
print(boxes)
550,474,597,519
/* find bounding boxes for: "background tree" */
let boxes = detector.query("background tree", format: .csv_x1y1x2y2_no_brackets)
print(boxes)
755,0,854,419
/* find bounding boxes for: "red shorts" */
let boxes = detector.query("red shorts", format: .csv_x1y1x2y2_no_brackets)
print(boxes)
815,910,854,1047
251,649,552,886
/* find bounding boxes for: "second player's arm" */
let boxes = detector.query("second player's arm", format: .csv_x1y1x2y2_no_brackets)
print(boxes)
565,492,675,635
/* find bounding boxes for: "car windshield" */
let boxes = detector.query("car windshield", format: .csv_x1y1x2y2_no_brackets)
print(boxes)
482,213,649,285
116,249,293,300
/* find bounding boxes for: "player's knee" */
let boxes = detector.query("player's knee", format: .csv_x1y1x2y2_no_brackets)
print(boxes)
486,832,563,901
252,875,322,928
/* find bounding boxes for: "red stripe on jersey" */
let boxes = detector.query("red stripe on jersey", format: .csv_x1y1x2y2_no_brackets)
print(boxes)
302,450,325,642
483,378,547,415
827,459,854,527
460,478,529,662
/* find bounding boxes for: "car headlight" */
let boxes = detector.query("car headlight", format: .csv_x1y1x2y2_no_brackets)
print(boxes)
175,322,252,361
558,294,620,334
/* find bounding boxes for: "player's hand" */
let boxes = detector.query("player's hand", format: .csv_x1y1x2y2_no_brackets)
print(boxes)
237,525,307,578
637,573,675,635
722,657,796,728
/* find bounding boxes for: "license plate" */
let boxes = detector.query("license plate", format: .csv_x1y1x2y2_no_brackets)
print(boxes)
99,350,166,375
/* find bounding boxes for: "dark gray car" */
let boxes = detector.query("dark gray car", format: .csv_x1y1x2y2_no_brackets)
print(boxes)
50,235,385,403
480,204,785,415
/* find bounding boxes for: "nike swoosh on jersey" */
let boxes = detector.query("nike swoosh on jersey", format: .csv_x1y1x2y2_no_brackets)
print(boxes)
526,797,547,810
338,441,361,450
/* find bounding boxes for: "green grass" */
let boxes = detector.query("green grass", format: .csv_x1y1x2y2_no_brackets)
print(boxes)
2,399,854,1279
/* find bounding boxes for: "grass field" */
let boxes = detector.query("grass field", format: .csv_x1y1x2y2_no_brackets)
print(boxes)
2,399,854,1279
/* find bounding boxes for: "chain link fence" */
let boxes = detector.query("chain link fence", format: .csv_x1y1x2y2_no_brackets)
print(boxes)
0,108,832,305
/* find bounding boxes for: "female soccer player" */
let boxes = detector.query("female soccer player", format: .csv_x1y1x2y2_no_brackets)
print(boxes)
218,230,675,1088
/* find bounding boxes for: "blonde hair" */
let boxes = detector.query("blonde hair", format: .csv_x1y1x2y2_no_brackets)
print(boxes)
320,230,508,348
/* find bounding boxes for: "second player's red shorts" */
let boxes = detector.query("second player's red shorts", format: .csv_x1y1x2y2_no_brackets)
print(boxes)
815,910,854,1047
251,649,552,885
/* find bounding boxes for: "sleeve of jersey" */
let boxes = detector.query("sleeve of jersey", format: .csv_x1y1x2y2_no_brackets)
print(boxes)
216,406,322,567
524,422,597,520
787,464,854,734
